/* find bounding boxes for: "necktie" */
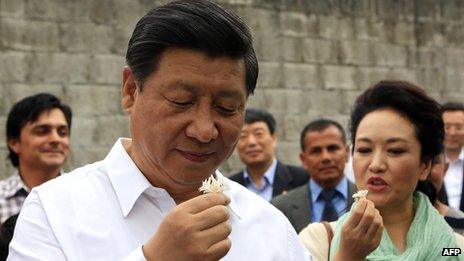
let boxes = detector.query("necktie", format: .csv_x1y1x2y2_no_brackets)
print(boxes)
320,189,339,222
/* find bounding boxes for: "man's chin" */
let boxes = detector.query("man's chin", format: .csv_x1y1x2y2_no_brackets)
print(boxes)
445,142,462,149
42,160,65,169
244,159,266,166
172,167,218,185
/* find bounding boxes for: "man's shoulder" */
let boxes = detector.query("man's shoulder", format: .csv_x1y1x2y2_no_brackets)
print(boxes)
271,184,308,207
35,160,107,196
281,163,306,174
276,162,309,183
228,171,244,183
0,173,22,198
227,178,285,218
347,178,357,194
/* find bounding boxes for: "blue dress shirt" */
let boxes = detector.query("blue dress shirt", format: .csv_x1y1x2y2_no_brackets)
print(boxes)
243,159,277,201
310,177,349,222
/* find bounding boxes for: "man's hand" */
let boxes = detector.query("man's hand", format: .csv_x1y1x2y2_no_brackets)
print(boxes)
143,193,232,261
334,198,383,261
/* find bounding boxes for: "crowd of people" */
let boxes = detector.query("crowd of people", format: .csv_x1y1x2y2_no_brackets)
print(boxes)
0,0,463,260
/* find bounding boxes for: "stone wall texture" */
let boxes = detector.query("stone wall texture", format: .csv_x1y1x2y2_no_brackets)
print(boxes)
0,0,463,178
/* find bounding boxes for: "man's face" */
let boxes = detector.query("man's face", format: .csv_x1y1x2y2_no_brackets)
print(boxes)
300,126,349,189
8,108,70,170
443,110,464,151
122,48,247,188
237,121,277,168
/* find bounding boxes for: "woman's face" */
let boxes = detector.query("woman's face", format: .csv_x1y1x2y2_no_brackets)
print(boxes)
353,108,430,211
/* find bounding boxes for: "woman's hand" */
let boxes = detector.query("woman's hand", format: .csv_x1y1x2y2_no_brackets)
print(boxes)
334,198,383,261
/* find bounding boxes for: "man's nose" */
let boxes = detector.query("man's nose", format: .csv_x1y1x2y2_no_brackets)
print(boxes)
245,134,258,146
448,126,456,135
321,149,332,162
48,129,63,145
185,109,219,143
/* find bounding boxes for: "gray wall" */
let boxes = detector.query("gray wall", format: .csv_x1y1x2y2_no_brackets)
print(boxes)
0,0,463,178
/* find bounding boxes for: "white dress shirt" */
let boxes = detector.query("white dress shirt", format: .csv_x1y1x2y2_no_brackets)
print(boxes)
8,138,311,261
445,148,464,210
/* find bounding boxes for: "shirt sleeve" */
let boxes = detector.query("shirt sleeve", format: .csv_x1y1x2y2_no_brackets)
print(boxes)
298,222,328,261
7,190,66,260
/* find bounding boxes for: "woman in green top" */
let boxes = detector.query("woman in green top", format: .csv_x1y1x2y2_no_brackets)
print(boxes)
329,81,460,260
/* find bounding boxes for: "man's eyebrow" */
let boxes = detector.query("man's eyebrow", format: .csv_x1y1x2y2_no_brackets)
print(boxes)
31,123,68,129
215,89,245,100
173,83,198,94
175,82,244,100
251,127,266,132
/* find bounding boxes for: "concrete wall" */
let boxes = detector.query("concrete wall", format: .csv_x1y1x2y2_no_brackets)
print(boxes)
0,0,463,178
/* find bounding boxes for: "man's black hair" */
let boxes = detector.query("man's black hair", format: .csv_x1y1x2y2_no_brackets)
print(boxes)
442,102,464,113
244,108,276,134
126,0,258,95
300,119,347,152
6,93,72,167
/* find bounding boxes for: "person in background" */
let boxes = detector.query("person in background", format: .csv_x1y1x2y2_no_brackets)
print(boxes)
8,1,310,260
0,93,71,224
230,108,308,201
272,119,356,233
429,152,464,235
299,81,464,260
439,102,464,212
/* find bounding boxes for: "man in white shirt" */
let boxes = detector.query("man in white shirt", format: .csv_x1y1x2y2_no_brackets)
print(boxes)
8,1,311,260
441,102,464,211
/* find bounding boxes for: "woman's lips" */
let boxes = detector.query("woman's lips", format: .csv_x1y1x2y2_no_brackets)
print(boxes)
178,150,214,163
367,177,388,193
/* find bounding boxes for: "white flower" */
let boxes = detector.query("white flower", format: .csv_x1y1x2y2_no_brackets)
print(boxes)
199,175,230,193
199,175,240,219
352,190,368,201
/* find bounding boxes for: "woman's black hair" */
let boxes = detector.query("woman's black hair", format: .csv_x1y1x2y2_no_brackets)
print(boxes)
350,80,444,201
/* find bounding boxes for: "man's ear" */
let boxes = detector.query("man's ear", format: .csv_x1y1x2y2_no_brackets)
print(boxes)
121,66,138,113
7,138,20,154
271,133,277,145
299,152,306,166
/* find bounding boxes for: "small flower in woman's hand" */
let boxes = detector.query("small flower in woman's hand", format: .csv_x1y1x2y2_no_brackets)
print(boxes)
352,190,368,201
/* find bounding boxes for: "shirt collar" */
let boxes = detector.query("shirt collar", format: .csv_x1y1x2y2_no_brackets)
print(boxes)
104,138,152,217
0,172,29,198
446,148,464,163
309,176,348,202
243,158,277,186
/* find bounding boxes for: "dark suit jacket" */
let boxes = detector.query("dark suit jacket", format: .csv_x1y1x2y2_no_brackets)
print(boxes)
229,161,309,198
438,161,464,212
270,178,357,233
